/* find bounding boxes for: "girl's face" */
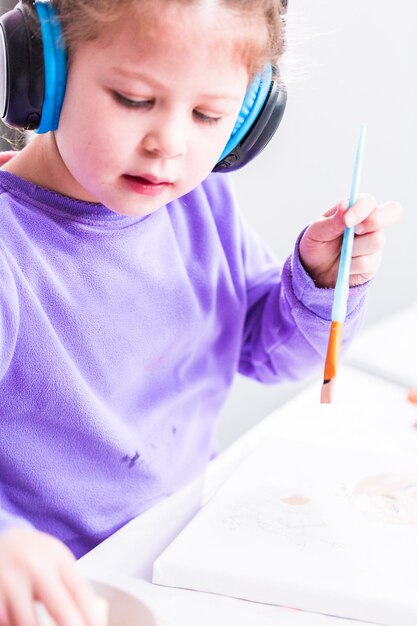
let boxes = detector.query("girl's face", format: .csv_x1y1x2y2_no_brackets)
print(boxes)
54,3,250,217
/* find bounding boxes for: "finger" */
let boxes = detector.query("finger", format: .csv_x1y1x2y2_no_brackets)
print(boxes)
350,251,382,278
0,600,7,626
0,574,30,626
322,199,347,219
4,584,38,626
352,231,385,258
60,567,102,626
34,579,86,626
307,202,348,243
345,194,378,227
354,201,403,235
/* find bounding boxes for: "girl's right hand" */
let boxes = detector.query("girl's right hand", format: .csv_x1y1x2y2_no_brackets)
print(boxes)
0,528,100,626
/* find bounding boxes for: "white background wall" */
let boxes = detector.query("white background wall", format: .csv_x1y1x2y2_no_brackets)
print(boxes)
215,0,417,448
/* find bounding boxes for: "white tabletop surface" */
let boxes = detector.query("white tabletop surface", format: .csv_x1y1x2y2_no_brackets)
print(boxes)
346,302,417,388
77,361,416,626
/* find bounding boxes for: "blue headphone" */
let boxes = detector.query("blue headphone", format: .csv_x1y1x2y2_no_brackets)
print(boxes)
0,1,287,172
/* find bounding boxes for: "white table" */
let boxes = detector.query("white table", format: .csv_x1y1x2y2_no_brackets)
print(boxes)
346,302,417,388
78,363,416,626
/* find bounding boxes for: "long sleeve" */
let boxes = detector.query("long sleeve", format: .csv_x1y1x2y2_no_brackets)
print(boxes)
238,224,369,383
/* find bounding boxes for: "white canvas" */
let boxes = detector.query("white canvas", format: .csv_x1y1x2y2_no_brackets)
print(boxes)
153,438,417,626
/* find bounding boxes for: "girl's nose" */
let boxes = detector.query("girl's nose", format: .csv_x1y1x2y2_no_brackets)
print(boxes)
141,120,187,160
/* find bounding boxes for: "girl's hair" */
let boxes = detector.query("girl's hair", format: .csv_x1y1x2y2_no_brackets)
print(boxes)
22,0,287,77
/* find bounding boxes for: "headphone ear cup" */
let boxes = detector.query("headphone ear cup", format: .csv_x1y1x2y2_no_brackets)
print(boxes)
213,65,287,173
0,2,45,130
34,1,67,133
0,1,67,132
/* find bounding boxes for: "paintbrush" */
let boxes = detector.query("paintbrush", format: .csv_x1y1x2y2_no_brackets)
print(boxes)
320,125,367,404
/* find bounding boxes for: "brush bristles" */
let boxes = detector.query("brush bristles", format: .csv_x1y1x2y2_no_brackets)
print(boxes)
320,378,336,404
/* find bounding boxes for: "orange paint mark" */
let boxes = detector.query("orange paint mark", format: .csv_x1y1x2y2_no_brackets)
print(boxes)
408,388,417,404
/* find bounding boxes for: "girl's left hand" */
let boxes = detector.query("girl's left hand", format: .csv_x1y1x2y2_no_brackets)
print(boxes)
299,194,403,289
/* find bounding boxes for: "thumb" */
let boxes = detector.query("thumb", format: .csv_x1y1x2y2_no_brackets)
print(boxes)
310,200,348,243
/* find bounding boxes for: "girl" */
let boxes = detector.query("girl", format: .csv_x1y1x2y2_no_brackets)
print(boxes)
0,0,401,624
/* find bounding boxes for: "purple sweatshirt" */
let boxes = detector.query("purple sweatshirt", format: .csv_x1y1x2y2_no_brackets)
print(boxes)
0,170,368,557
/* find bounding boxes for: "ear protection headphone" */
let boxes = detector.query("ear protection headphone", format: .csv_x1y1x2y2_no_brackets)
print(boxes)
0,1,287,172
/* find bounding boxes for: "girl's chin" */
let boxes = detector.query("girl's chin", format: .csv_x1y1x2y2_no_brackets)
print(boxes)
103,195,167,218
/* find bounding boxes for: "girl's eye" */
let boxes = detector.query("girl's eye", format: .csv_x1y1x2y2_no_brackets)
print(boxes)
113,92,153,109
194,110,222,125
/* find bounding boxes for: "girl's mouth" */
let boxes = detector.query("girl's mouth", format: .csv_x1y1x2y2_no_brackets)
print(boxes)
122,174,173,197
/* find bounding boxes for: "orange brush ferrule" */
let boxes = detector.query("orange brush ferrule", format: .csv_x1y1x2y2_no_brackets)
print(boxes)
323,321,344,382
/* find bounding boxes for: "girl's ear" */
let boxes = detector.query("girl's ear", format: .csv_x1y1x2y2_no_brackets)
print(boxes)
0,0,67,133
213,65,287,173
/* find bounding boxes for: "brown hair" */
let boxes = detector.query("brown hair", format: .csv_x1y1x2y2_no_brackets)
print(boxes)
23,0,287,77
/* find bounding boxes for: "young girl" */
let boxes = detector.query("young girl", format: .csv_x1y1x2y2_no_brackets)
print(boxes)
0,0,401,624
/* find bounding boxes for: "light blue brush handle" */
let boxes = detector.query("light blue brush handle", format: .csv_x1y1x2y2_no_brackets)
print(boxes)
332,125,367,322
